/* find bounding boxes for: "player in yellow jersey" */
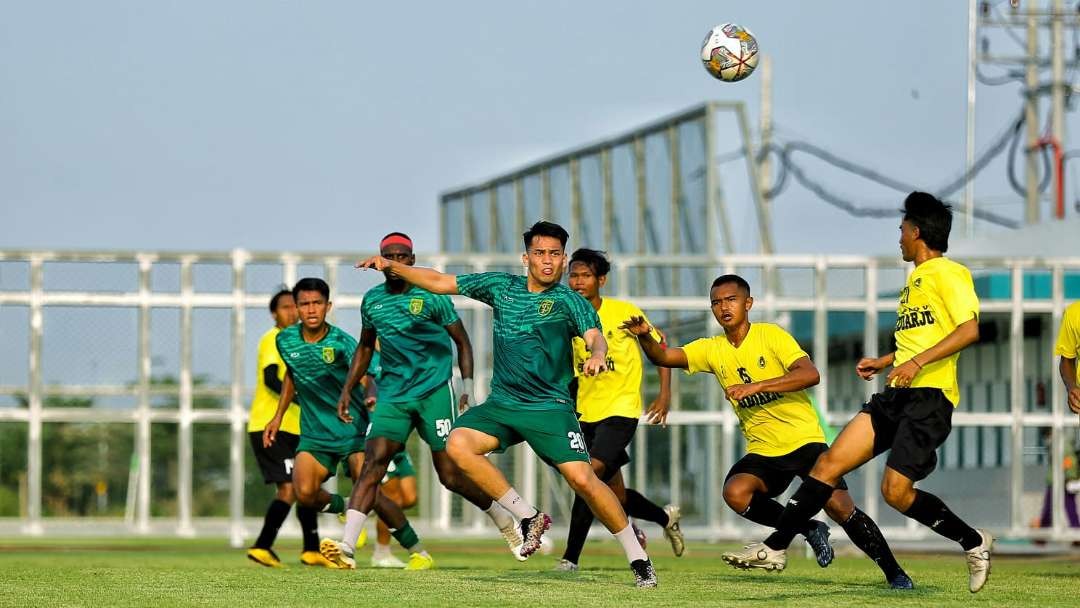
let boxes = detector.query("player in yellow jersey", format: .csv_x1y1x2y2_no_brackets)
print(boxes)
1056,300,1080,415
554,249,683,572
245,289,336,569
623,274,911,589
727,192,992,593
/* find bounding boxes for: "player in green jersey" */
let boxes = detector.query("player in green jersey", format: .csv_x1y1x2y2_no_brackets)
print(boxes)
357,222,658,588
263,278,433,570
328,233,527,566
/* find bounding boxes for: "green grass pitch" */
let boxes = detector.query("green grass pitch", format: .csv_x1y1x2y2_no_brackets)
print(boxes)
0,537,1077,607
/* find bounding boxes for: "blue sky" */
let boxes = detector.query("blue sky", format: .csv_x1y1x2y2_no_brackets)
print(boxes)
1,1,1069,255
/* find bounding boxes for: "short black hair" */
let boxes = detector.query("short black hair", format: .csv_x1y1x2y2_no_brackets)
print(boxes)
268,287,293,312
711,274,751,296
569,248,611,277
292,277,330,301
523,220,569,250
902,191,952,252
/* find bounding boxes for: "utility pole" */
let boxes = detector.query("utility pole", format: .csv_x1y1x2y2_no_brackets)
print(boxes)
758,55,774,255
1051,0,1067,220
1025,5,1041,224
965,0,978,237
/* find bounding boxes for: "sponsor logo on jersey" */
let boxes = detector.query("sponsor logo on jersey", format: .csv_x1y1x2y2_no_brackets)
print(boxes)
758,355,766,368
409,298,424,315
538,299,554,316
914,277,922,288
322,347,335,364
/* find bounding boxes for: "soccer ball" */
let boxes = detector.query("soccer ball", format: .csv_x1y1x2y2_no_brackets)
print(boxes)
700,23,759,82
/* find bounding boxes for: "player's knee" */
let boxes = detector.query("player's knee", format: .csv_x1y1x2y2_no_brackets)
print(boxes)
810,450,843,482
880,478,913,510
824,498,853,522
294,485,319,508
563,468,595,494
399,489,418,510
445,432,471,462
722,483,751,512
275,483,296,504
435,466,463,492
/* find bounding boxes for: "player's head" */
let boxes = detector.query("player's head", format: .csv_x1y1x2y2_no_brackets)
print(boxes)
269,287,297,328
709,274,753,331
522,221,570,287
568,248,610,300
900,191,952,261
291,277,332,331
380,232,415,266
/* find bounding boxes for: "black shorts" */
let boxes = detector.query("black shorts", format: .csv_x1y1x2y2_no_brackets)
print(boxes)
860,387,953,482
579,416,638,474
726,442,848,497
249,430,299,484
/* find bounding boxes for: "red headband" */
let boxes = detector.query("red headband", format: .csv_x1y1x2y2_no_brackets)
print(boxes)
380,235,413,249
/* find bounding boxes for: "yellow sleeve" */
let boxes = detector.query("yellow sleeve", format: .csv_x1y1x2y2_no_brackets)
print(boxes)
1056,303,1080,359
939,265,980,325
256,332,281,377
767,325,811,369
682,338,716,376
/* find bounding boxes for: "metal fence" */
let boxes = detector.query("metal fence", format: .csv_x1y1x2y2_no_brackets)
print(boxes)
0,249,1078,546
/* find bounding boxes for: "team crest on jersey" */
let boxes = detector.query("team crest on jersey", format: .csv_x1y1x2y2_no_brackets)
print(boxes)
758,355,766,368
409,298,424,315
538,299,555,316
913,277,922,288
322,347,335,364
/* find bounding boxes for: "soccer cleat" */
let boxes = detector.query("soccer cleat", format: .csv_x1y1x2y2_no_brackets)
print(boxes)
300,550,340,569
246,547,284,568
965,529,993,593
553,558,579,572
632,521,648,549
371,553,407,568
721,542,787,572
630,558,658,588
500,524,528,562
318,538,355,570
662,504,685,557
889,571,915,590
804,520,834,568
404,552,435,570
518,511,552,558
355,527,368,550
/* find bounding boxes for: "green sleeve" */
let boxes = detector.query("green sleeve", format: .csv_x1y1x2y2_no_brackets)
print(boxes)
566,291,601,337
456,272,509,307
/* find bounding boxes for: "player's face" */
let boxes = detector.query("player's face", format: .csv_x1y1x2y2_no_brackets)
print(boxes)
710,283,752,330
380,243,415,278
522,235,567,287
567,262,606,300
899,220,918,262
272,294,298,328
295,290,331,331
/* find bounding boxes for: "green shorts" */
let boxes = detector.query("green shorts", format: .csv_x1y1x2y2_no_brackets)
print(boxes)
368,383,457,451
297,435,366,477
382,451,417,483
453,400,590,466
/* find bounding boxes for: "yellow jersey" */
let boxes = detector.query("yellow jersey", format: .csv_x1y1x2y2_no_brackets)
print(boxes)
1054,301,1080,385
572,298,661,423
247,327,301,434
894,257,980,406
683,323,825,457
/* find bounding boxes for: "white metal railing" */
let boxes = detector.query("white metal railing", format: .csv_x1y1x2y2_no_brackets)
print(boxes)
0,250,1078,545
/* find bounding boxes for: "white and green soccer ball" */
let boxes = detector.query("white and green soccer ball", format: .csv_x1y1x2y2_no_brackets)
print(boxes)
700,23,759,82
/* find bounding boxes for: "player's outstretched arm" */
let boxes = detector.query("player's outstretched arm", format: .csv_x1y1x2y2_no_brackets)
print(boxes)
621,315,689,369
263,370,296,448
885,318,979,388
338,328,377,423
1060,355,1080,414
726,356,820,402
355,256,459,295
580,328,609,376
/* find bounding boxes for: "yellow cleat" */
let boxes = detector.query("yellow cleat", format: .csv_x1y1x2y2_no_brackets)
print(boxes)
300,550,340,569
247,547,285,568
356,527,368,550
404,552,434,570
319,538,356,570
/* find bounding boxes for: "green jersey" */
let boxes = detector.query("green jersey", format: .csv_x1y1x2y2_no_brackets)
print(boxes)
276,323,368,451
361,284,459,404
456,272,600,410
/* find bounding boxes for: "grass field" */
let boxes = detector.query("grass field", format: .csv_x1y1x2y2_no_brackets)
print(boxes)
0,537,1077,607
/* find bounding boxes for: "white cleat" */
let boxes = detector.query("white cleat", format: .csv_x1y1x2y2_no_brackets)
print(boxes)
721,542,787,572
663,504,685,557
965,529,993,593
371,553,407,569
501,525,528,562
553,558,579,572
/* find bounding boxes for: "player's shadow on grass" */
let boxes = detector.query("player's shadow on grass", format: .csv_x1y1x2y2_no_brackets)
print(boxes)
718,574,939,600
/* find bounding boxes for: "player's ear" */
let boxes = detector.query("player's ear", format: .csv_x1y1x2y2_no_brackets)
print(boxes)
598,274,608,289
745,295,753,311
326,300,333,315
521,252,528,267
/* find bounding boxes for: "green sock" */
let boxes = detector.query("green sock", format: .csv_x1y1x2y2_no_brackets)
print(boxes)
321,494,346,514
390,522,421,552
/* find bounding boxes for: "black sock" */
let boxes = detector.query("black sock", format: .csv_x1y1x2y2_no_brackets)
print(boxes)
903,489,982,551
763,477,834,550
841,508,904,579
739,493,784,527
254,499,291,550
296,505,320,553
561,494,594,565
623,489,669,527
